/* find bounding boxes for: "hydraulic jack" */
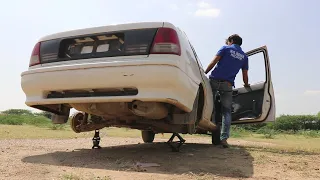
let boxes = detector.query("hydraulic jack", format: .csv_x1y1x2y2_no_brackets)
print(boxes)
92,129,101,149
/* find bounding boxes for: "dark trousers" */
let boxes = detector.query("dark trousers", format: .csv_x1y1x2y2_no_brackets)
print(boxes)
210,79,233,140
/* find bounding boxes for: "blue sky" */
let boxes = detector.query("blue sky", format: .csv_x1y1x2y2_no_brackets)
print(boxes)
0,0,319,116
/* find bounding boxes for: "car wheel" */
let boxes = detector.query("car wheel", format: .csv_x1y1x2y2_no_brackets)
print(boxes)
211,126,221,145
141,130,155,143
70,112,84,133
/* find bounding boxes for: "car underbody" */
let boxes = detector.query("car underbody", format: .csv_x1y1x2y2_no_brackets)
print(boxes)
38,97,215,135
36,98,214,152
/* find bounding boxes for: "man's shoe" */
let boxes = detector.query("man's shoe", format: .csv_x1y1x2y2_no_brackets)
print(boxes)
221,139,229,148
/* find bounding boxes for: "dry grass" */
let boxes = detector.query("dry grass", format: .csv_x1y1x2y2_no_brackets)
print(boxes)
62,173,112,180
0,124,203,139
1,125,319,180
237,134,320,153
0,124,319,153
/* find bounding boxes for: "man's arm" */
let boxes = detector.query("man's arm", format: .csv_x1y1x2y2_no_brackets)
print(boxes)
205,55,221,74
242,69,249,87
242,56,250,87
205,46,226,74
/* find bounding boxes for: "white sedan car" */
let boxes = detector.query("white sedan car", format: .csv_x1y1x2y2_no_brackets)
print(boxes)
21,22,275,149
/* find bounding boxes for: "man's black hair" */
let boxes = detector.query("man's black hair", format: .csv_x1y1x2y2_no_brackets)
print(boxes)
226,34,242,46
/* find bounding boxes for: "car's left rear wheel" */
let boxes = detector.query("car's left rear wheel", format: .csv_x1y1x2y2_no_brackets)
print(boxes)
141,130,155,143
70,112,84,133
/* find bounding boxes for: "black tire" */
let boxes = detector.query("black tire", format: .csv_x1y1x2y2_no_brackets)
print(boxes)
70,112,84,133
141,130,155,143
211,126,221,145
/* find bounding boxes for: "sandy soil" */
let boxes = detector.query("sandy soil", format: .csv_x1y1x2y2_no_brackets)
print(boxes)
0,136,319,180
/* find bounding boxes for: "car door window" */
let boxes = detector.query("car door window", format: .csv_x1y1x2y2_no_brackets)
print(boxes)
233,51,266,89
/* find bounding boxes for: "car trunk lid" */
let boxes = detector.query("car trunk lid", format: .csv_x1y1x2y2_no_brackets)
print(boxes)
38,22,164,65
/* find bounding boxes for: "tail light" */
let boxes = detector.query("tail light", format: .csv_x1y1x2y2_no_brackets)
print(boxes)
150,28,181,56
29,42,41,67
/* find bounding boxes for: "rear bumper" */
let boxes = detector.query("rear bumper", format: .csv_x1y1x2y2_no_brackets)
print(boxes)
21,61,198,112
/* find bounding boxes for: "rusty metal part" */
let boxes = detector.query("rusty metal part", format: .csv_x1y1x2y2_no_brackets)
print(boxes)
75,122,108,132
130,101,168,119
70,102,132,118
70,116,187,133
51,114,69,124
51,105,71,124
69,109,214,134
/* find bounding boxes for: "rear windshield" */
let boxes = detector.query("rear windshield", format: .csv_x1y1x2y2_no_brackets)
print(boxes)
40,28,158,64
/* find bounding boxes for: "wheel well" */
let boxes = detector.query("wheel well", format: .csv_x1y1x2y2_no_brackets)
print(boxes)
197,84,205,121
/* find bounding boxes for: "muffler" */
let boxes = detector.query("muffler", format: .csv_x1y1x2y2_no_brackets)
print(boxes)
130,101,168,120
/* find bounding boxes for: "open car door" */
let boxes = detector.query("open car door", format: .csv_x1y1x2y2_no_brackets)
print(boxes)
230,46,275,124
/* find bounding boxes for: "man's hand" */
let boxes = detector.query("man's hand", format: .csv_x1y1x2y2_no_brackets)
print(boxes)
205,55,221,74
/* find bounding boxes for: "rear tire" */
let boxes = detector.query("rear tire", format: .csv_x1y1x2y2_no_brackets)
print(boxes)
141,130,155,143
70,112,84,133
211,126,221,145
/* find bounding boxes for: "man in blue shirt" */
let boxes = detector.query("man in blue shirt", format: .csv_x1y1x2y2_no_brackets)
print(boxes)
205,34,249,148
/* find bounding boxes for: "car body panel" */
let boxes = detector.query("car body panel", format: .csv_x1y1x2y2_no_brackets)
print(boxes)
21,58,198,113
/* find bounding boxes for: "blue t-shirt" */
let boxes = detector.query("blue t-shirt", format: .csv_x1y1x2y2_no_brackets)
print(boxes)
209,44,248,86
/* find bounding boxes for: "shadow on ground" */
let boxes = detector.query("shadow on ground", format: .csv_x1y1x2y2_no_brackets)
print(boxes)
22,142,254,178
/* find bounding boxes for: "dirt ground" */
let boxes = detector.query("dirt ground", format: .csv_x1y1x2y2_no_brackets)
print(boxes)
0,136,319,180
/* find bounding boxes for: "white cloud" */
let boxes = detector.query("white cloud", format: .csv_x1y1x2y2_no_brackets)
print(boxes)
195,8,220,18
304,90,320,95
197,1,212,9
187,2,193,7
194,1,220,18
169,4,179,11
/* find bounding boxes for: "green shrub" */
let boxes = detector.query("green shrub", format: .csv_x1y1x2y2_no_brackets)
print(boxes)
257,127,277,139
235,123,267,131
231,126,250,137
0,114,51,126
274,115,300,131
274,115,319,131
297,130,320,138
34,111,52,119
231,114,319,136
0,114,24,125
1,109,33,116
25,116,51,127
